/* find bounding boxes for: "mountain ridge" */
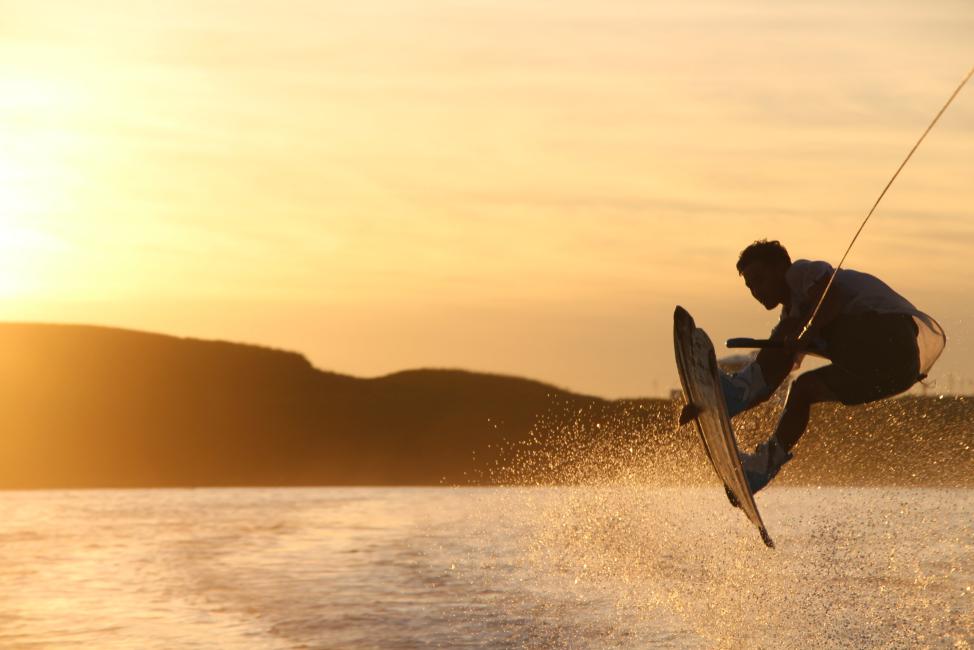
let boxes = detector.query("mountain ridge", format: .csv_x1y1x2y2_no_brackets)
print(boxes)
0,322,969,489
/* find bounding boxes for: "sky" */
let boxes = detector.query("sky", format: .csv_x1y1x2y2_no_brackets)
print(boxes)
1,0,972,398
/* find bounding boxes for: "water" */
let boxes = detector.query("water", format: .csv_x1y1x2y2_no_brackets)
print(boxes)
0,486,971,648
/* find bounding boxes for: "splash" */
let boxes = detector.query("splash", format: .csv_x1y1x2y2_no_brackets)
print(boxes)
462,394,974,647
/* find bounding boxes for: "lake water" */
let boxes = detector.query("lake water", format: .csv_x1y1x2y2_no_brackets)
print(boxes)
0,486,971,648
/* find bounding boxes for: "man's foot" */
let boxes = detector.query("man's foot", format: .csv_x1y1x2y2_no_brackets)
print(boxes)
739,436,792,494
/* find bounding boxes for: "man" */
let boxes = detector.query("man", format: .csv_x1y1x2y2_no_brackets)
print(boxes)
685,240,946,493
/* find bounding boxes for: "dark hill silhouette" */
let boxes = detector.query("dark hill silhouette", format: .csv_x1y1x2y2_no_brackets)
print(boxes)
0,323,970,488
0,324,625,488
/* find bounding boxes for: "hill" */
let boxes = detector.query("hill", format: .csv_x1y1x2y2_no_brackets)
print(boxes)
0,323,969,488
0,324,637,487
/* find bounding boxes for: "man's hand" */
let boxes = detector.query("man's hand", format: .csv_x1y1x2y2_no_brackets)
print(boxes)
771,316,803,341
781,332,808,352
773,316,815,353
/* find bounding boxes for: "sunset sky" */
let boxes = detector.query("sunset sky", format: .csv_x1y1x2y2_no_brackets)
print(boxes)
1,0,972,397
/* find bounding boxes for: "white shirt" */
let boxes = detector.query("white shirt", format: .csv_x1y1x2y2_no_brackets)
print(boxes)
785,259,919,319
783,259,946,375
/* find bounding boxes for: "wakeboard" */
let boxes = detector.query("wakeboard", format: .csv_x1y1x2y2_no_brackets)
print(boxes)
673,306,775,548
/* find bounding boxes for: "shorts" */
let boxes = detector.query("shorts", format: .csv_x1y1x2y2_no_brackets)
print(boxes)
809,312,921,405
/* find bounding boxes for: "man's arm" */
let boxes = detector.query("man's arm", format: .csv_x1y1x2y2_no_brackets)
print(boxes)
732,317,805,414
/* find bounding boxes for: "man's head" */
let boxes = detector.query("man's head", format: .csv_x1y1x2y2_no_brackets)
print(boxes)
736,240,791,310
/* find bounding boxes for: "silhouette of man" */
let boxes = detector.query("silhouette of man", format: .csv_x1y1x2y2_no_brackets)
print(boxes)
682,240,945,493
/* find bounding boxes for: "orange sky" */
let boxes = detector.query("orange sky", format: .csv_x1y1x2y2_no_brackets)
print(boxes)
1,0,972,397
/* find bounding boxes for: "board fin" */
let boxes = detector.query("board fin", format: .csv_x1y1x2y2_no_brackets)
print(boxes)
724,485,741,509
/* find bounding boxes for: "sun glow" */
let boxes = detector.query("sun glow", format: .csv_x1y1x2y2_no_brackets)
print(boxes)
0,72,84,300
0,163,56,299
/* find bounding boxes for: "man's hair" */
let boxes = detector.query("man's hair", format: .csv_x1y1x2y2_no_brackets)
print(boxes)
736,240,791,274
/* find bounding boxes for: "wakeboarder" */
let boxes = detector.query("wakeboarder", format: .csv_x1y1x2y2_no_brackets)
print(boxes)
681,239,945,494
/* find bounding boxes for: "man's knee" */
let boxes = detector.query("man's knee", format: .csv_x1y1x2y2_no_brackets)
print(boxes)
788,372,835,404
756,348,795,389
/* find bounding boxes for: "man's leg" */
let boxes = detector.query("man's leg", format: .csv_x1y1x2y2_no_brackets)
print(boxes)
741,370,839,494
755,346,796,395
774,371,839,453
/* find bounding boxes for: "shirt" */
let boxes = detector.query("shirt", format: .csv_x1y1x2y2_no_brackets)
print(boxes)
783,259,946,375
784,259,919,320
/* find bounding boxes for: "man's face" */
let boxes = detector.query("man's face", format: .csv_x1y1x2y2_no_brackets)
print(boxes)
741,260,786,310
